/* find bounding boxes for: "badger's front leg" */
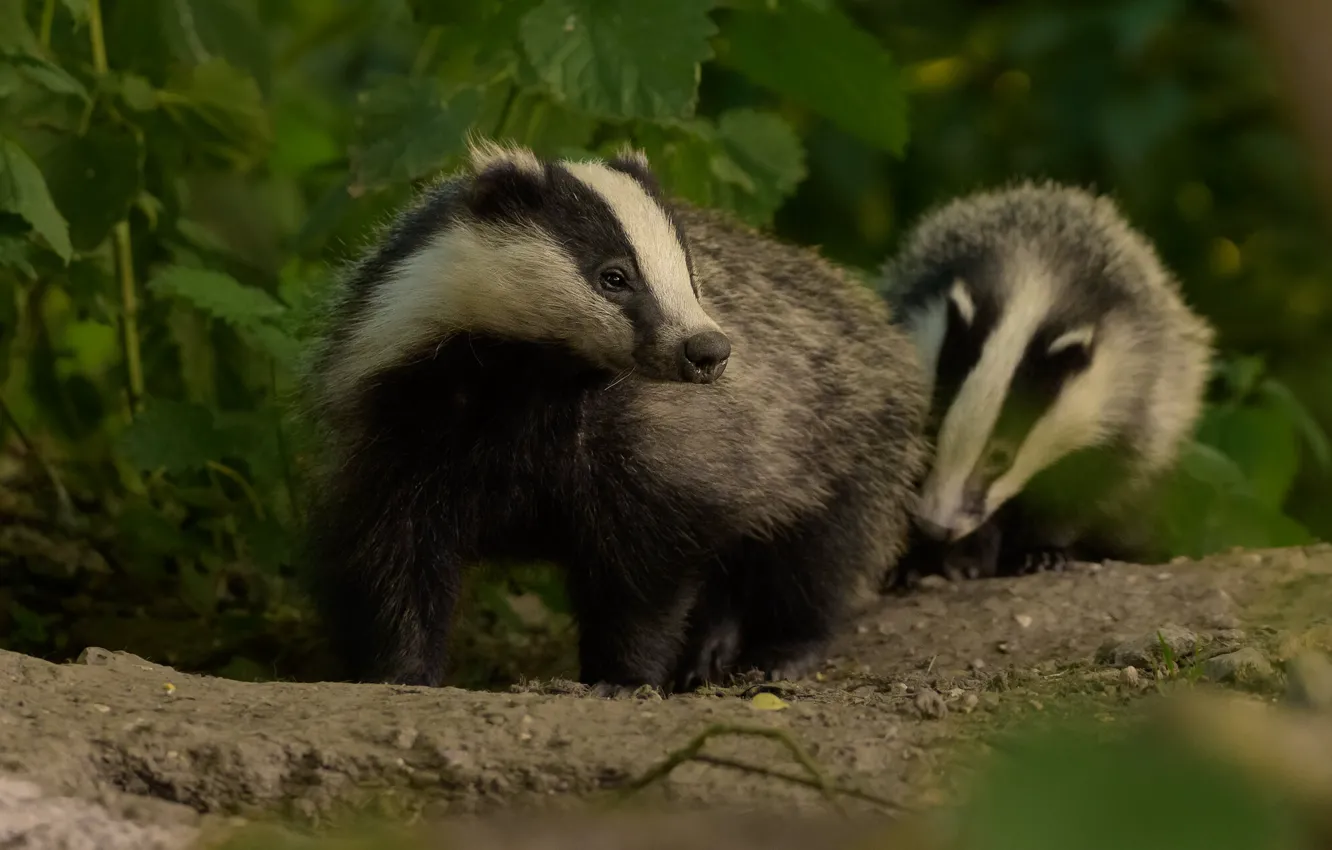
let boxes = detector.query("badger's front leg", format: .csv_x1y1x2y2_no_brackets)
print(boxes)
566,558,701,694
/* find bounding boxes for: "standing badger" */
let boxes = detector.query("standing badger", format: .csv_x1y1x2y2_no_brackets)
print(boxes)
879,181,1214,580
300,140,928,694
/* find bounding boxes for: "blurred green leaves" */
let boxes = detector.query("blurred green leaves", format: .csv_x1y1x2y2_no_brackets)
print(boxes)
718,2,909,154
0,137,71,262
520,0,718,120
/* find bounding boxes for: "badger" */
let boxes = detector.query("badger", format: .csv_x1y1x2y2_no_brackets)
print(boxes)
299,140,928,694
879,181,1215,581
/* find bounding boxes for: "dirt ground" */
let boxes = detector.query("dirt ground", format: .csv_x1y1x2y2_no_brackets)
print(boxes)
4,544,1332,849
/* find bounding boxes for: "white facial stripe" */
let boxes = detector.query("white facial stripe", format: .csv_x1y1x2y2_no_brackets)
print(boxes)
984,345,1115,513
917,263,1054,531
1048,325,1095,355
561,161,716,333
949,278,975,325
328,222,631,397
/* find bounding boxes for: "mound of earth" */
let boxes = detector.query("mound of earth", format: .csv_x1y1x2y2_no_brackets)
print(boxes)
3,545,1332,849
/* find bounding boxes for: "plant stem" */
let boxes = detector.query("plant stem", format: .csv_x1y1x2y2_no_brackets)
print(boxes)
39,0,56,50
87,0,144,416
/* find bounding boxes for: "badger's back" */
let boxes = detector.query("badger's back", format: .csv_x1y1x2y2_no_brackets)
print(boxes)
618,204,928,563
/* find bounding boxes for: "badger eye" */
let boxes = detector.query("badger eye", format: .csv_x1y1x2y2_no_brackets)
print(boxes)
598,268,630,293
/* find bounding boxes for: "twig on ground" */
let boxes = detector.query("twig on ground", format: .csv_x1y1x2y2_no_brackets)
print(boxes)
615,723,896,817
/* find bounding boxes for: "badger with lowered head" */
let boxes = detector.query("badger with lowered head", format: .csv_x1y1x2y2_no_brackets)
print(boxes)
880,181,1214,581
301,140,928,694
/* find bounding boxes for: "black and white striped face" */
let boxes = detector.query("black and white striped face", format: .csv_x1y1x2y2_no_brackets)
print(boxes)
336,142,729,391
904,253,1125,541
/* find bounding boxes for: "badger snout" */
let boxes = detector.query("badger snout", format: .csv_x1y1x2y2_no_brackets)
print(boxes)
678,330,731,383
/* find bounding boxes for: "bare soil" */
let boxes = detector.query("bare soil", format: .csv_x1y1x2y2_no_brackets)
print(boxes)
4,545,1332,849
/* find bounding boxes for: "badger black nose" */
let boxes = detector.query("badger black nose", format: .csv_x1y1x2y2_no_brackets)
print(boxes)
679,331,731,383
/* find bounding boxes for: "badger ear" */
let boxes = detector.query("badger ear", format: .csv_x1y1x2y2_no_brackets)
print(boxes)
464,140,547,223
465,135,543,177
605,145,664,194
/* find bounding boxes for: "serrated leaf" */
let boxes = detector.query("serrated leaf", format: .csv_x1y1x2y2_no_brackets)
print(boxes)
0,50,89,99
719,2,908,154
147,266,286,328
101,71,158,111
0,136,72,261
120,399,231,472
0,234,35,279
1196,404,1300,509
1257,378,1331,470
633,110,805,225
59,0,89,21
750,692,789,710
520,0,717,120
240,322,301,367
350,75,484,190
159,59,271,171
0,3,38,53
41,126,142,251
714,109,806,223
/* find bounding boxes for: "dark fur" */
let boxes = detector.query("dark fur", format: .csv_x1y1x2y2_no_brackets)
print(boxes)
300,157,928,693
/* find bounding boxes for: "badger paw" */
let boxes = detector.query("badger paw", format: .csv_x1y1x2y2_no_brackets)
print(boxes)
589,682,663,700
674,618,744,693
1018,548,1071,575
742,640,826,684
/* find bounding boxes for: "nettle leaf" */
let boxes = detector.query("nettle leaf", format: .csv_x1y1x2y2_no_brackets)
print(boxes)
59,0,89,22
42,126,143,251
100,72,158,112
634,110,805,226
520,0,718,120
0,3,38,53
0,234,35,279
0,136,72,262
718,2,909,154
159,59,271,170
0,50,89,100
121,399,231,473
1196,403,1300,509
1154,441,1314,558
350,75,484,191
714,109,806,223
148,266,285,326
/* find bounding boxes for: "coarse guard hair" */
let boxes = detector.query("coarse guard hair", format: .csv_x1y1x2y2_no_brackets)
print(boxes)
880,180,1214,578
300,140,929,694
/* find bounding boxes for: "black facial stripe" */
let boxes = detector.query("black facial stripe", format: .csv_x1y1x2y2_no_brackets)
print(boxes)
349,179,467,298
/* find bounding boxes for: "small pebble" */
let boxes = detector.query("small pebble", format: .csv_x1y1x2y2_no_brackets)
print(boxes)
1014,614,1034,629
1121,666,1140,687
913,688,948,719
961,693,979,713
1203,647,1274,683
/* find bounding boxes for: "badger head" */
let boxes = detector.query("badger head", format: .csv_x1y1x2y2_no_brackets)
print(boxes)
899,247,1136,543
335,139,729,392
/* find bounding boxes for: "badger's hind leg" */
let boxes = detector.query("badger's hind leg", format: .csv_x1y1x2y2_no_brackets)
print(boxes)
306,456,462,687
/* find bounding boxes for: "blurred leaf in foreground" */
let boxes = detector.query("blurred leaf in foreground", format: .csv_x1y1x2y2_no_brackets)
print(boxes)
952,717,1305,850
